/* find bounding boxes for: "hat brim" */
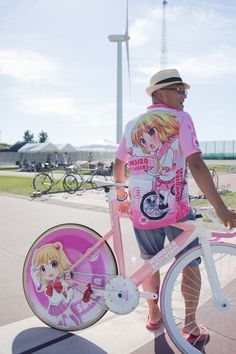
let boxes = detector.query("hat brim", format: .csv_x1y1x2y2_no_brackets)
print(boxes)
146,81,190,96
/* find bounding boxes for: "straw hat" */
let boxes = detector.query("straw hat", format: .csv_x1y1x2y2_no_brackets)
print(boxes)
146,69,190,96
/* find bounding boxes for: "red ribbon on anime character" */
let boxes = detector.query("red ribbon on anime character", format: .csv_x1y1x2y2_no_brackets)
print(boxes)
46,281,67,298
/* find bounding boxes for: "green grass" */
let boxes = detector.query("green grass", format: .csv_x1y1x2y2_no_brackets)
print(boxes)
0,176,65,196
191,191,236,209
0,175,236,211
0,176,34,196
206,163,236,173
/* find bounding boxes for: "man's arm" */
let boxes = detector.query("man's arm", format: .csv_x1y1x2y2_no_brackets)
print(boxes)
187,153,236,229
114,158,130,212
114,158,126,184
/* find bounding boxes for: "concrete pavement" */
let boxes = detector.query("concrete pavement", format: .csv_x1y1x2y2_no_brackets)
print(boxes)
0,192,179,354
0,178,236,353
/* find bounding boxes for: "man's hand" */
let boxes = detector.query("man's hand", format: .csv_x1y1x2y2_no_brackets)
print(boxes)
215,207,236,229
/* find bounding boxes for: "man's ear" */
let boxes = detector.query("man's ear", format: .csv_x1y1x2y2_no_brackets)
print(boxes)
152,90,159,103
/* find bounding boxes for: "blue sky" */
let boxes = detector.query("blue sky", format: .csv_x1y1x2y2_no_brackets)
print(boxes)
0,0,236,146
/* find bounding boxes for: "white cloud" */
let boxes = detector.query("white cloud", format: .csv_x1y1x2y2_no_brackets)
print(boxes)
130,3,236,82
177,46,236,79
17,95,117,130
130,8,161,47
0,49,60,84
18,96,80,117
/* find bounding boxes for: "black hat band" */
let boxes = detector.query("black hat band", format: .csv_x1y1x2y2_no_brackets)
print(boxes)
155,77,183,85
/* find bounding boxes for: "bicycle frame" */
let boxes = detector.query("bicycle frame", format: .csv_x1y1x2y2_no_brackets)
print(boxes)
47,169,69,187
64,185,236,306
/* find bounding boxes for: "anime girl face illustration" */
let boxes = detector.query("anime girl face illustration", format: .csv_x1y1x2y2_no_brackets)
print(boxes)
32,242,72,284
31,242,81,327
130,111,180,221
131,111,179,154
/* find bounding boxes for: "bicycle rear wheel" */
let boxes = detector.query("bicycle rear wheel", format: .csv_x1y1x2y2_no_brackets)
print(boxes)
23,224,118,331
33,173,52,193
91,172,107,191
161,243,236,353
63,174,80,194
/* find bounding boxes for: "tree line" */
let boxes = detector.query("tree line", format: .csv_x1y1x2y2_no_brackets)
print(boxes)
23,130,48,143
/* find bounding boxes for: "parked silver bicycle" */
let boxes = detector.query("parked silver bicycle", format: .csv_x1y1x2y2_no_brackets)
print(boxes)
33,167,80,194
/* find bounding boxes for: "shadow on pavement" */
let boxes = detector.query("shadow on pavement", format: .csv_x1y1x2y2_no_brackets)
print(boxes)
133,332,210,354
12,327,108,354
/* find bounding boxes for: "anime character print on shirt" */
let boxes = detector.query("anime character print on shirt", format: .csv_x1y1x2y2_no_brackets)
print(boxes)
31,242,81,327
130,111,179,221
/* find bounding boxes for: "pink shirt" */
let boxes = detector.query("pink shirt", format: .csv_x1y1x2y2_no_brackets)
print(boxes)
116,104,201,230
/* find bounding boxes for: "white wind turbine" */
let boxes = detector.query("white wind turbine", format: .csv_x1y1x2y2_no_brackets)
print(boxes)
108,0,130,144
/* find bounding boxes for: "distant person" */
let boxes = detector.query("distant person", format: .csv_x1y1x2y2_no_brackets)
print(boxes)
63,152,68,166
46,153,51,166
23,158,29,169
114,68,236,339
88,152,93,164
54,151,59,167
97,161,104,174
109,161,114,175
88,152,93,168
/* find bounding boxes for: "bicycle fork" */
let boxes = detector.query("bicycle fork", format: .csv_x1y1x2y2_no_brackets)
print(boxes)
199,234,229,310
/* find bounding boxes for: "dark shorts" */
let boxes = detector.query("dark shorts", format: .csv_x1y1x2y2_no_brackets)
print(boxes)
133,210,201,267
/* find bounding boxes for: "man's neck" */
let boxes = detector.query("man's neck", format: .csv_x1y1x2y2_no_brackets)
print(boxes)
147,103,169,109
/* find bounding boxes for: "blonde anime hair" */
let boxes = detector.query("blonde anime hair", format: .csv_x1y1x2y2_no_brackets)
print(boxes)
33,242,72,284
131,111,179,153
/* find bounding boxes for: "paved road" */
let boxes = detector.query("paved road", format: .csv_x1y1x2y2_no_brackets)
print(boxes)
0,175,236,353
1,193,165,354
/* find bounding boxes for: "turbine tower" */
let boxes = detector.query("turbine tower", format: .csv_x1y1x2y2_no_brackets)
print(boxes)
160,0,168,68
108,0,130,144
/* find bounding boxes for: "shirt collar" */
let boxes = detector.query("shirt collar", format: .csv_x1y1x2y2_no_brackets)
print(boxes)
147,103,169,109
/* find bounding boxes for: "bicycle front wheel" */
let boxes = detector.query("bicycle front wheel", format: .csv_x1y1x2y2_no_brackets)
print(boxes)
33,173,52,193
161,243,236,354
23,224,118,331
63,174,79,194
91,172,107,191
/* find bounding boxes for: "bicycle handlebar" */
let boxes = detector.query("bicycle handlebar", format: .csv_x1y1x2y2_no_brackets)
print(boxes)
92,178,128,189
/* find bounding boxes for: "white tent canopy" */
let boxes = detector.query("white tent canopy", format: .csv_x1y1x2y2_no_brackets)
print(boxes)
55,143,77,152
18,142,59,153
77,142,118,152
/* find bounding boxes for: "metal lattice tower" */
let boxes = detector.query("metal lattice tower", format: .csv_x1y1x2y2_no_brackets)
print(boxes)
160,0,168,68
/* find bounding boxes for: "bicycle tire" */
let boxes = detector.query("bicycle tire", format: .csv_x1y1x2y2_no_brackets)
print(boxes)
160,242,236,353
74,173,83,190
33,173,53,193
23,223,118,331
63,174,79,194
91,172,107,191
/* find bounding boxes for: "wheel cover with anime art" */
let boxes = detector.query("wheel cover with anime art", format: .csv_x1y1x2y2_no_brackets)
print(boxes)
160,243,236,354
23,224,118,331
140,191,168,220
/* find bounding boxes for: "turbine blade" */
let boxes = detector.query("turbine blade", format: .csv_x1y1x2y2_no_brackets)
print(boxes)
125,0,131,99
125,0,129,37
126,39,131,98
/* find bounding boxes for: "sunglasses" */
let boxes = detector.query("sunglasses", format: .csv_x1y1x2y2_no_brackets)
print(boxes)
160,87,188,96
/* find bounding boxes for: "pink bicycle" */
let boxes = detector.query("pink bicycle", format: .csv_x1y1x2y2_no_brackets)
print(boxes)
23,181,236,353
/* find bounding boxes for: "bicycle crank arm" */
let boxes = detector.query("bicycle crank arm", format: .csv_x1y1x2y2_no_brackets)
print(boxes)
82,283,124,303
139,291,158,300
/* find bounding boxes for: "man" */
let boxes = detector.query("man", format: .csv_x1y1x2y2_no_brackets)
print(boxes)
114,69,236,339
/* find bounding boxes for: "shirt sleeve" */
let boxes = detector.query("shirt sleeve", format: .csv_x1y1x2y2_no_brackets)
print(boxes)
115,134,128,162
179,112,202,158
